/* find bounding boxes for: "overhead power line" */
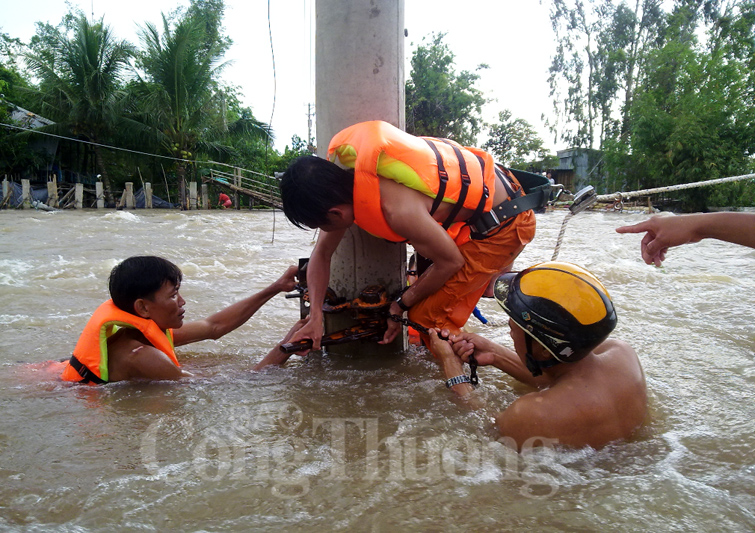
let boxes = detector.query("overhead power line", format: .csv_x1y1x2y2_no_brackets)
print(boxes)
0,121,271,178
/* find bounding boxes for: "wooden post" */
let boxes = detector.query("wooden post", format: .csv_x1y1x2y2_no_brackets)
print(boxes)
21,179,31,209
145,183,153,209
74,184,83,209
201,183,209,210
647,196,652,214
189,182,198,210
58,186,76,209
125,182,135,209
2,178,9,207
233,168,241,210
95,182,105,209
47,176,59,208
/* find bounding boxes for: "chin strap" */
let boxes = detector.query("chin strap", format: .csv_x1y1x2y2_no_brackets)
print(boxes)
524,336,561,377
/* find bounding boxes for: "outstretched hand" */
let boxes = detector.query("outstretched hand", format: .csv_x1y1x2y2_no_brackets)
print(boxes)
617,213,755,266
615,218,682,266
379,315,402,345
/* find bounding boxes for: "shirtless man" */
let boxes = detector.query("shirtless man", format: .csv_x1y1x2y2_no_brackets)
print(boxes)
280,120,538,351
429,261,647,450
61,256,300,383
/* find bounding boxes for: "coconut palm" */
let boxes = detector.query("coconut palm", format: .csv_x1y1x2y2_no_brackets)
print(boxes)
24,16,135,204
135,13,271,208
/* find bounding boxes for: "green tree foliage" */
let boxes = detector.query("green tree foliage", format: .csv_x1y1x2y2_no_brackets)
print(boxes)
1,0,278,206
552,0,754,209
22,14,135,201
606,0,755,210
0,31,31,103
134,4,271,207
549,0,666,149
0,32,40,176
405,33,487,145
274,134,313,171
186,0,233,56
483,110,552,170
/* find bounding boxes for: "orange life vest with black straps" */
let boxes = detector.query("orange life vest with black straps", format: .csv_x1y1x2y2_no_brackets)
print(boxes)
61,300,178,384
327,120,501,245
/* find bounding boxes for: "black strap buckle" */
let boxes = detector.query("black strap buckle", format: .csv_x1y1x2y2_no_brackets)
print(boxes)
471,210,501,234
68,355,107,384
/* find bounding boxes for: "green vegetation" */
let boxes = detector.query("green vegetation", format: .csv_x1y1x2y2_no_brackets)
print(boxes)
2,1,753,210
0,0,310,207
548,0,755,210
405,32,488,146
404,2,754,209
405,33,555,172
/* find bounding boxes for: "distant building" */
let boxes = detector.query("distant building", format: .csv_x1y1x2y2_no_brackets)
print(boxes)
9,105,58,162
9,106,55,130
553,148,604,193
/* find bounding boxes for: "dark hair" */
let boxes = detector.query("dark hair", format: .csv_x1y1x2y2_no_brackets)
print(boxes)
108,256,182,314
280,155,354,229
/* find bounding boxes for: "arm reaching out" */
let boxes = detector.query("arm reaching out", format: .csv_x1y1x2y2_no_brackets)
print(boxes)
616,212,755,266
173,265,299,346
253,319,309,371
286,227,346,352
450,331,553,389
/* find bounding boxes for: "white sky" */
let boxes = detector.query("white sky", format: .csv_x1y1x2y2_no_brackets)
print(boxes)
2,0,558,152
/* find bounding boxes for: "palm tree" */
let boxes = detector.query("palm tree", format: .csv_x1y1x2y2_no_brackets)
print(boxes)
136,12,275,209
136,15,223,208
24,16,134,204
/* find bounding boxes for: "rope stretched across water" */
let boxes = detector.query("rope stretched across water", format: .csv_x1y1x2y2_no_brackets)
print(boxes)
596,172,755,202
551,172,755,261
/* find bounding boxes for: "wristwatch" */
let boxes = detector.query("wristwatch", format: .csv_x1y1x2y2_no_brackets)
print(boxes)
446,375,472,388
394,295,411,312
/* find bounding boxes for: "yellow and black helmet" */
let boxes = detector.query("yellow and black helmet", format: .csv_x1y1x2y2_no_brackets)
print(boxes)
494,262,617,364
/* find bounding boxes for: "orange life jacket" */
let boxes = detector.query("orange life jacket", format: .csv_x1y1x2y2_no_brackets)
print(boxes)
61,300,178,384
328,120,499,245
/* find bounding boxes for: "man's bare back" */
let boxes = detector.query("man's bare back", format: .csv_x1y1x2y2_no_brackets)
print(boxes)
496,338,647,450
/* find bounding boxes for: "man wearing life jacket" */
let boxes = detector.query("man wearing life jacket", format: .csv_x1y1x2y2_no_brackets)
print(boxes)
280,120,538,351
61,256,301,384
429,262,647,451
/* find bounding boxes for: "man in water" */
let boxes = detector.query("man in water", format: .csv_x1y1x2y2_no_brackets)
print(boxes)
616,212,755,266
429,261,647,450
61,256,301,383
280,120,537,351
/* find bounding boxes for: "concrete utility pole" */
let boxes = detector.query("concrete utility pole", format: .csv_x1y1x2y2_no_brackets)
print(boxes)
316,0,407,353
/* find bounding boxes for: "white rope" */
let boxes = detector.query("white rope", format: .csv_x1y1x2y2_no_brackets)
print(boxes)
551,211,574,261
596,173,755,202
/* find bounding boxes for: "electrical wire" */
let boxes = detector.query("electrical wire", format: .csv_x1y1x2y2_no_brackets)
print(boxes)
266,0,278,243
0,121,270,177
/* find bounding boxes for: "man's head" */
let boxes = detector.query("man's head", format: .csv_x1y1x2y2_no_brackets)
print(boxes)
494,262,617,375
109,256,183,316
280,155,355,229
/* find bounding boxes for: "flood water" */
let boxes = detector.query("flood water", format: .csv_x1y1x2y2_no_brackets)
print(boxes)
0,207,753,531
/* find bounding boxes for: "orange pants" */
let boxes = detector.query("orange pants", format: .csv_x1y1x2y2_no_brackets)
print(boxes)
408,209,536,347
